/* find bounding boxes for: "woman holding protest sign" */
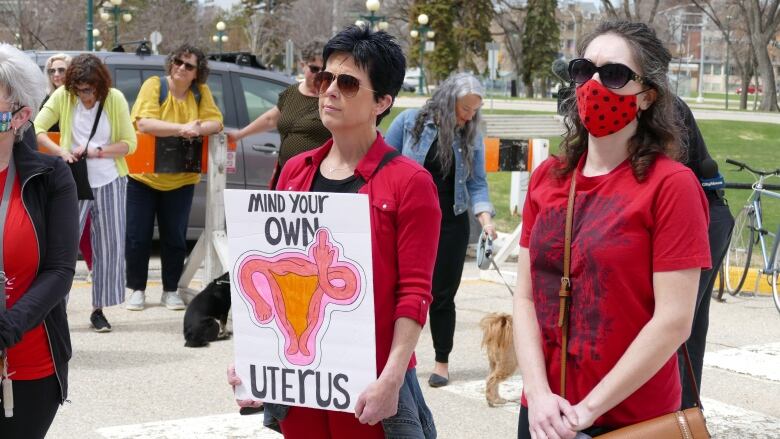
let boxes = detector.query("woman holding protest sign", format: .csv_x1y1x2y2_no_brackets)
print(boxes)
126,44,222,312
385,72,496,388
35,54,136,333
228,25,440,439
0,43,78,438
512,21,711,438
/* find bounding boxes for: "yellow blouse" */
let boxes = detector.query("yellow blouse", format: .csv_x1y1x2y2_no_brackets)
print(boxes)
130,75,223,191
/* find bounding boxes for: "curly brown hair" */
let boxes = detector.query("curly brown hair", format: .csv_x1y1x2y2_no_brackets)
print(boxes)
558,21,685,181
64,54,112,103
165,44,209,85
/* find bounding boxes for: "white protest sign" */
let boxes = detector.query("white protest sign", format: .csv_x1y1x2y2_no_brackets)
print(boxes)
225,190,376,413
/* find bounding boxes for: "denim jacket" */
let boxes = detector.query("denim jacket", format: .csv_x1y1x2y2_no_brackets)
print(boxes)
385,108,495,217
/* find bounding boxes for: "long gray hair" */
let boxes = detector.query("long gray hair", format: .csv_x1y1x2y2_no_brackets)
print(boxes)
411,72,484,177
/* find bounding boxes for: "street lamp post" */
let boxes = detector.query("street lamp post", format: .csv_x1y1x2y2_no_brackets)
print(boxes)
562,5,577,57
100,0,132,48
410,13,434,96
87,0,94,51
212,21,228,60
356,0,389,31
725,15,732,110
697,15,707,103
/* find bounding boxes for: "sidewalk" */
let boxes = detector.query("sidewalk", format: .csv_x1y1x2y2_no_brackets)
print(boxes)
47,258,780,438
395,96,780,125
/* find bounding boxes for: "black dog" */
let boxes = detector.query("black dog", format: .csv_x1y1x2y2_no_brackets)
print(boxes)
183,272,232,348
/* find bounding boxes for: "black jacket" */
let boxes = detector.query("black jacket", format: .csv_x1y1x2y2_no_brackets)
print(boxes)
0,131,78,403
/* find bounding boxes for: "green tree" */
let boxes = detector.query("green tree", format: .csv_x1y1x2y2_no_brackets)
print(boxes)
411,0,494,83
453,0,494,72
521,0,559,97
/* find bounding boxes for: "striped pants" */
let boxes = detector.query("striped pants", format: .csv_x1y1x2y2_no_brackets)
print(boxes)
78,176,127,308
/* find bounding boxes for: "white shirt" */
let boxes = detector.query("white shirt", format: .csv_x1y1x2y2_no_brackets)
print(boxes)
71,100,119,188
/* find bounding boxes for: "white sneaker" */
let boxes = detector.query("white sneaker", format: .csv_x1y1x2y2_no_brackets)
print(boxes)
161,291,185,310
126,290,145,311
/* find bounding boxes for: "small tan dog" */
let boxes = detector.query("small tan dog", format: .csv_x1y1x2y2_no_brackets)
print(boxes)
479,312,518,407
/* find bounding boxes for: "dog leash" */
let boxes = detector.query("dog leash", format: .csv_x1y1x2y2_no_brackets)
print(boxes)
491,257,515,296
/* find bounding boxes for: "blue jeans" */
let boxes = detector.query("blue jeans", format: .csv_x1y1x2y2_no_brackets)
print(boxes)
264,368,436,439
125,178,195,292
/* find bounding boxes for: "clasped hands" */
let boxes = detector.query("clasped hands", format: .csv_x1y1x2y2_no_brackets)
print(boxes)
62,145,99,163
527,392,598,439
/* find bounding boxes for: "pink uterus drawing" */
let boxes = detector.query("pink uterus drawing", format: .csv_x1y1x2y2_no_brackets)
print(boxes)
236,229,362,366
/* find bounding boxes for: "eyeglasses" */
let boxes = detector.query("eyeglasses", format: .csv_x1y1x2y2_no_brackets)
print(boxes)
568,58,649,89
313,71,374,98
74,86,95,96
173,58,197,72
307,65,322,74
47,67,66,76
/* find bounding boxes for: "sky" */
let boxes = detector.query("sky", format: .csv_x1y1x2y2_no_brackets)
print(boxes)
201,0,241,10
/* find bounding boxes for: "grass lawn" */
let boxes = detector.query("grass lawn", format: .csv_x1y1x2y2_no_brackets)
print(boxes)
380,110,779,235
486,120,780,233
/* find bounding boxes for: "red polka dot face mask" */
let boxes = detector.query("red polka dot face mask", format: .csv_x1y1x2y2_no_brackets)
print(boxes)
576,79,645,138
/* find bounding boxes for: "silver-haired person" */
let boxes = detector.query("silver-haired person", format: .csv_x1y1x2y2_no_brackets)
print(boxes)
0,44,79,437
385,72,497,388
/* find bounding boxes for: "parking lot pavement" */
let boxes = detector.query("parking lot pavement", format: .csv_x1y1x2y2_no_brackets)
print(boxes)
47,260,779,438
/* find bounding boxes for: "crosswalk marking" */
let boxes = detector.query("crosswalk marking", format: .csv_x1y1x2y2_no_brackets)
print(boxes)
96,413,281,439
441,375,780,438
704,342,780,382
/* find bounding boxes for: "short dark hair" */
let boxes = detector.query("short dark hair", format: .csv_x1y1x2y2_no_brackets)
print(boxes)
65,54,112,103
323,25,405,124
166,44,209,84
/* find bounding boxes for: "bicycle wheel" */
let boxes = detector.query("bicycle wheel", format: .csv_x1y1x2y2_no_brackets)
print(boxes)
772,249,780,314
725,206,755,295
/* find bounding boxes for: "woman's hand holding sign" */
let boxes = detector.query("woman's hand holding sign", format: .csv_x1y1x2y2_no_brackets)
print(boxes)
227,364,263,409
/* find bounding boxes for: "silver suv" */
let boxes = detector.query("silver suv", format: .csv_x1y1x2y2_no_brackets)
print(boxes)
28,50,295,239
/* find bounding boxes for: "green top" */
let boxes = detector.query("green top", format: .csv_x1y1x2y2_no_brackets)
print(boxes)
34,86,137,177
276,83,331,168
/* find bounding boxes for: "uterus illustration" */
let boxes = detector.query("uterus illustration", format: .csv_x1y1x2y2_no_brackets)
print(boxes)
235,229,363,367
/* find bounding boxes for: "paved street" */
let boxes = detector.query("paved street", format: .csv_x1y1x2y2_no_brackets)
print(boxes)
47,257,780,438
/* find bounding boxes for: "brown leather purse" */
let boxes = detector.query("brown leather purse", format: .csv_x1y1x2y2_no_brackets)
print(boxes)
559,173,711,439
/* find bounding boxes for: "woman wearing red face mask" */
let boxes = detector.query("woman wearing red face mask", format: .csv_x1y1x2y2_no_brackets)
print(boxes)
512,21,711,438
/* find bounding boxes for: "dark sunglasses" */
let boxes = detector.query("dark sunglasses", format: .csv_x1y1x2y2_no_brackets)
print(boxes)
47,67,66,75
313,71,374,98
568,58,648,89
307,64,322,74
173,58,197,72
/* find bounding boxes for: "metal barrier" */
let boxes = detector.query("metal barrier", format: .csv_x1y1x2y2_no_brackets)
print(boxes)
178,133,229,302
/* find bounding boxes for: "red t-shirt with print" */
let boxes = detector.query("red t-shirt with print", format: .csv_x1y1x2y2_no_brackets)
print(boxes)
519,153,711,427
1,168,52,380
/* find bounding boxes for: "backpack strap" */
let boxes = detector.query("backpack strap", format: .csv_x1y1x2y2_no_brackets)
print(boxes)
158,75,167,106
345,150,401,193
159,75,201,106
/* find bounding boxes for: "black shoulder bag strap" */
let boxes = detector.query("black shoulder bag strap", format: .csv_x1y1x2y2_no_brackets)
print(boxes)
0,157,16,417
345,150,401,193
85,100,105,154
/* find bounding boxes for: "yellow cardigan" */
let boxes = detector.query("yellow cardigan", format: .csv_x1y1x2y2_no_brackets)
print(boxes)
34,86,137,176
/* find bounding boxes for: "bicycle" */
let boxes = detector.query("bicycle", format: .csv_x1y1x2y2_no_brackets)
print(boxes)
723,158,780,314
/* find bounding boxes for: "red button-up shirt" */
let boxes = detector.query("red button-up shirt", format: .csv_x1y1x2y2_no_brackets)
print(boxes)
276,133,441,373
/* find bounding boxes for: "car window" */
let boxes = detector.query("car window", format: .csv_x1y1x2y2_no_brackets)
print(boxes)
115,69,143,109
206,74,226,116
239,76,287,121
